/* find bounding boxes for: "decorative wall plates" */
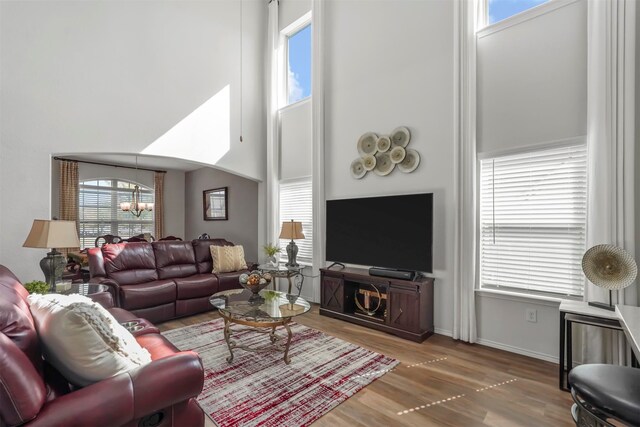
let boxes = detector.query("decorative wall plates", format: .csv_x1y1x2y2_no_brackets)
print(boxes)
350,158,366,179
357,133,378,156
373,152,394,176
389,146,406,164
351,126,419,179
362,154,377,171
376,135,391,153
390,126,411,147
398,149,420,173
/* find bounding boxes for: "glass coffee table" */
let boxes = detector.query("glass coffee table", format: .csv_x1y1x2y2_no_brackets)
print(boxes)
209,289,311,364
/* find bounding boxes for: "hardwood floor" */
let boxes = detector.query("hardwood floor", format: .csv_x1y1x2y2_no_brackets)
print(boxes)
158,305,574,426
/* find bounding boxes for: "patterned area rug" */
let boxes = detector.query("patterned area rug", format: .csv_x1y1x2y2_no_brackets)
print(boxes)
162,319,398,427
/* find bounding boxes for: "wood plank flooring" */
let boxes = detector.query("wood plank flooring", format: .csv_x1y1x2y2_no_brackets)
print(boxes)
158,305,573,426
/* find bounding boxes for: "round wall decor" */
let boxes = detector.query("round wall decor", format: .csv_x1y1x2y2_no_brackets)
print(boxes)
398,148,420,173
351,126,419,179
357,133,378,156
350,158,366,179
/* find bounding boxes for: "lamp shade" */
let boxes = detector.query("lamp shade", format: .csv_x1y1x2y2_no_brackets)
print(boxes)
23,220,80,249
279,221,305,240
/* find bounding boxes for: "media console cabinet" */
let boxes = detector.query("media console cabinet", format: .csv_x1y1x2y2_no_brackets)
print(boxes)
320,267,434,342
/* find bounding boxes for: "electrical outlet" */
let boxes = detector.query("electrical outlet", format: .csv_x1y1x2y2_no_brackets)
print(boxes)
526,308,537,323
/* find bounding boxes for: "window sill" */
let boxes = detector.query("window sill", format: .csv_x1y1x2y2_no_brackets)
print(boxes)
475,288,581,307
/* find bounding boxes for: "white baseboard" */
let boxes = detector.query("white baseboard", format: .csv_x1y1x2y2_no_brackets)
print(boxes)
434,328,453,337
475,337,557,364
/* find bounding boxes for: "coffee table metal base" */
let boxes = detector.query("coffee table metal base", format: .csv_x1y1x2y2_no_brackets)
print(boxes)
220,311,294,364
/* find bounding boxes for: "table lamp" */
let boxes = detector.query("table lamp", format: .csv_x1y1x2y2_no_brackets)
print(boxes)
23,219,80,292
279,220,305,267
582,244,637,311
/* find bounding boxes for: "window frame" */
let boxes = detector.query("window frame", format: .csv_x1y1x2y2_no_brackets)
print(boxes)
280,11,312,108
476,138,588,299
78,177,154,248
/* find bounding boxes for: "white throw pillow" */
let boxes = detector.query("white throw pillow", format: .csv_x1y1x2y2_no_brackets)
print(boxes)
27,293,151,386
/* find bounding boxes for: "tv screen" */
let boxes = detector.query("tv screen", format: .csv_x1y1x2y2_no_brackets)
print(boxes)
326,193,433,273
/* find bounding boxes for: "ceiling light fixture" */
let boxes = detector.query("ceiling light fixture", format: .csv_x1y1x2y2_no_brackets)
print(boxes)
120,156,154,217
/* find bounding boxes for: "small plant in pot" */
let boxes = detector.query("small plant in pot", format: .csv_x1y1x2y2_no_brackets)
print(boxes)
23,280,50,294
263,243,281,267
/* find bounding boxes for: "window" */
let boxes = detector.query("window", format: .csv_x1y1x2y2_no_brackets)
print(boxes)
279,179,313,265
286,24,311,105
487,0,549,25
79,178,154,248
479,144,587,297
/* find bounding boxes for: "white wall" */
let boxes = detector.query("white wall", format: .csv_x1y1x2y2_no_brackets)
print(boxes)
475,0,587,361
184,167,259,262
324,0,455,334
636,1,640,306
0,0,266,280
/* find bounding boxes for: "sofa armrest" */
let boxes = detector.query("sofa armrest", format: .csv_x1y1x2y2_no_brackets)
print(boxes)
26,352,203,427
89,277,121,307
129,351,204,418
88,290,114,309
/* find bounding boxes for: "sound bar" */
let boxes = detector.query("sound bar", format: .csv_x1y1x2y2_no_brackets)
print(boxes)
369,267,416,281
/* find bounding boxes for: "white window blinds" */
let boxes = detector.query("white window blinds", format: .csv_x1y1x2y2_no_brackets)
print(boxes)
279,178,313,265
479,144,587,297
79,179,154,249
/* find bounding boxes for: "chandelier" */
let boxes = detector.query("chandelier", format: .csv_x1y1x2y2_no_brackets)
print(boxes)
120,156,154,217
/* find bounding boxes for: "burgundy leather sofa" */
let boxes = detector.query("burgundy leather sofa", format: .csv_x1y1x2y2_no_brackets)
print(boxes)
0,264,205,427
88,239,254,323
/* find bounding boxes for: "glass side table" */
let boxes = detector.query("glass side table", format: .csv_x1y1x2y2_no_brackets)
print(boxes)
55,282,109,296
256,264,304,295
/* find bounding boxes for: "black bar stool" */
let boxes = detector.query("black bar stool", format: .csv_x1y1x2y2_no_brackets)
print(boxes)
569,364,640,426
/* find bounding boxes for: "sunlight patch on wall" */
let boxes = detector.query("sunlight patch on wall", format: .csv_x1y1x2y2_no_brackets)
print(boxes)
142,85,231,165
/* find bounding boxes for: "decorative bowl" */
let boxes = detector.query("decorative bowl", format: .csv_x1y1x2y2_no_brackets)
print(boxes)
240,272,272,295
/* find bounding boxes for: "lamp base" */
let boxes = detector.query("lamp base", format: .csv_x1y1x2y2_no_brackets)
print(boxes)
40,249,66,293
285,240,299,267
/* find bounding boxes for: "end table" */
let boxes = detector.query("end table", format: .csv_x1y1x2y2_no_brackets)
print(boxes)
257,264,304,295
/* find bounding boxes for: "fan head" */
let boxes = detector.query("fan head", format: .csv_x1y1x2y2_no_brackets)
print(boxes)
582,244,638,290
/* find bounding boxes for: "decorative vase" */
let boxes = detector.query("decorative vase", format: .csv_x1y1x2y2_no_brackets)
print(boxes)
268,255,278,268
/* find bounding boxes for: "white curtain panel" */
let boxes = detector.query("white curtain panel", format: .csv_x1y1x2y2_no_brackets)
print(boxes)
452,0,478,343
583,0,636,364
311,0,325,303
266,0,281,246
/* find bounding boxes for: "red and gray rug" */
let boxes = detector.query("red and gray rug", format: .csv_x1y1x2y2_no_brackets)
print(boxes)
162,319,398,427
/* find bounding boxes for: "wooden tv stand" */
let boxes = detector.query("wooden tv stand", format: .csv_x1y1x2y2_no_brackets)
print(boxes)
320,267,434,342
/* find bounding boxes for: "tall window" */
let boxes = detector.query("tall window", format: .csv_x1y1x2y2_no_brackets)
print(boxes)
286,23,311,105
78,178,154,248
279,179,313,265
479,144,587,297
487,0,549,25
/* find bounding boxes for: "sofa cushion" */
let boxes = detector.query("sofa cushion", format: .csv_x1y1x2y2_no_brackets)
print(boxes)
175,274,218,300
152,241,197,279
210,245,248,273
192,238,234,274
27,294,151,387
120,280,176,310
215,270,248,292
102,243,158,285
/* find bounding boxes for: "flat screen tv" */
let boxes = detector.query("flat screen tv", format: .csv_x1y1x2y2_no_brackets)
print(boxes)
326,193,433,273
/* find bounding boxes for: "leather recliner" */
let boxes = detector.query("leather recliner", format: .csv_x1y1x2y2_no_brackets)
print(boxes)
0,264,205,427
88,239,254,323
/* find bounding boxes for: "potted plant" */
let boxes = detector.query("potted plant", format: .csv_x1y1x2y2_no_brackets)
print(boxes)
263,244,281,267
23,280,50,294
